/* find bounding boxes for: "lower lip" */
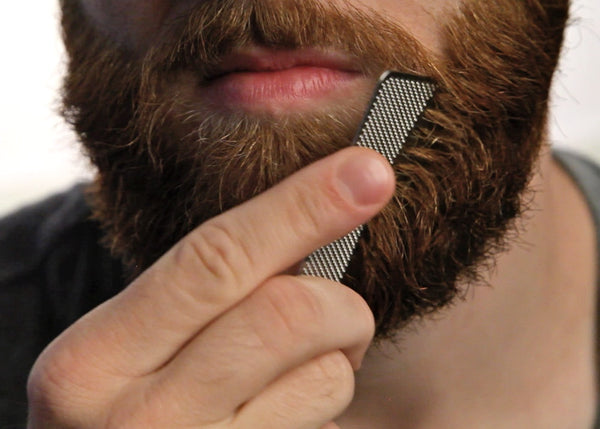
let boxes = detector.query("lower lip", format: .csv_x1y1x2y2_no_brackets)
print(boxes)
200,66,363,114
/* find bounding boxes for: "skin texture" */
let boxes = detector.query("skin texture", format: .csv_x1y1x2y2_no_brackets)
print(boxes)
27,0,597,428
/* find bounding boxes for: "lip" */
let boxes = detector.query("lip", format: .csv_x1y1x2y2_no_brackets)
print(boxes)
205,47,361,79
199,48,367,114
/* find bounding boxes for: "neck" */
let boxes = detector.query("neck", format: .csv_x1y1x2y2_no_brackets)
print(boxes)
337,148,598,428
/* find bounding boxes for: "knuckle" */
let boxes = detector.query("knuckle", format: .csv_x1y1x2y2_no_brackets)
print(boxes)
309,351,355,407
27,360,63,415
285,174,351,242
349,291,376,341
103,406,145,429
249,277,326,352
174,219,251,285
269,352,354,424
104,379,235,429
263,277,326,336
103,386,172,429
27,345,90,423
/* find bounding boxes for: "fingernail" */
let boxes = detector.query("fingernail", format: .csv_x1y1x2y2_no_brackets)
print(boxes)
336,152,393,206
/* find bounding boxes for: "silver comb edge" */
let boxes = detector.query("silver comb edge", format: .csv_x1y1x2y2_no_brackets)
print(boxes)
300,71,436,283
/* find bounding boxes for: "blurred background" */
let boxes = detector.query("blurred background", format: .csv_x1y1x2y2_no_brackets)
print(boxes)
1,0,599,216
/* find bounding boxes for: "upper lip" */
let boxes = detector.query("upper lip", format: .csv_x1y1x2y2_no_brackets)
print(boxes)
205,47,361,80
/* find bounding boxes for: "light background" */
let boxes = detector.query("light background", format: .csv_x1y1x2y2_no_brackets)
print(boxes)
1,1,599,216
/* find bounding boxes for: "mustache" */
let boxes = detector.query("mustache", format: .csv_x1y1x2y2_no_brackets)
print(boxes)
145,0,435,81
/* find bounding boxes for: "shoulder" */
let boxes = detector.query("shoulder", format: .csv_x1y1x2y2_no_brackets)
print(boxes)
553,149,600,217
0,184,125,327
552,148,600,287
0,184,94,284
555,152,600,429
0,185,126,425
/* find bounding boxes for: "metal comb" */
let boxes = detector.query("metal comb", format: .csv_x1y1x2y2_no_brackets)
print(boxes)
299,71,435,283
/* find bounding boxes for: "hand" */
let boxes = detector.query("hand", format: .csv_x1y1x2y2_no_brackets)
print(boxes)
26,147,395,429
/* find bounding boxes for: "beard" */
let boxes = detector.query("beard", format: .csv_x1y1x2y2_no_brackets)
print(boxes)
59,0,567,340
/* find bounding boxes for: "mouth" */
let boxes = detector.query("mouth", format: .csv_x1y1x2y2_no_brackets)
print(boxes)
198,47,371,115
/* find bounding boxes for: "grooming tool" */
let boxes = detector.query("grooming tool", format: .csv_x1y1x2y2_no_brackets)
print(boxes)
299,71,435,283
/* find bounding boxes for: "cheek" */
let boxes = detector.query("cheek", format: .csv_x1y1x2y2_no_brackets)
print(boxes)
348,0,460,54
80,0,173,49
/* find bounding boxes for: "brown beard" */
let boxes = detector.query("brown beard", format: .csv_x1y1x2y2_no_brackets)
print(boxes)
59,0,568,339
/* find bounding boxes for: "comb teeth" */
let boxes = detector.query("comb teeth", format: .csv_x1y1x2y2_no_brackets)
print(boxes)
299,226,364,280
356,72,436,162
300,72,435,283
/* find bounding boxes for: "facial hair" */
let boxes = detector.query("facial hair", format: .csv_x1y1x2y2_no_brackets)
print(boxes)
59,0,567,339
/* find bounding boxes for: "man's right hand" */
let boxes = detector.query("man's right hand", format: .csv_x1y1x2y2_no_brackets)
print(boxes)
26,147,395,429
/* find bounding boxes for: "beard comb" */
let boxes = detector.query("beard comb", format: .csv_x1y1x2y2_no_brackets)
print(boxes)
299,71,436,283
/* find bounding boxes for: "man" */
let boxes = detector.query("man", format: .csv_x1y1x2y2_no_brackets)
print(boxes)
0,0,598,427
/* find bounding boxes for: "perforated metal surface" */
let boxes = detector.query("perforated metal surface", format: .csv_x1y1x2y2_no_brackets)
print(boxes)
300,72,435,283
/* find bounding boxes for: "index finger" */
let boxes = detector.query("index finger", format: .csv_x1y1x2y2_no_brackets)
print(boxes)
47,147,395,378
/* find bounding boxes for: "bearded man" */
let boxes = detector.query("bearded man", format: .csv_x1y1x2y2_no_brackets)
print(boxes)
0,0,598,427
